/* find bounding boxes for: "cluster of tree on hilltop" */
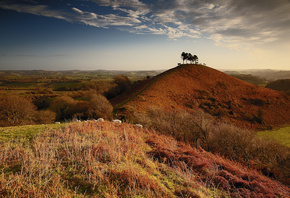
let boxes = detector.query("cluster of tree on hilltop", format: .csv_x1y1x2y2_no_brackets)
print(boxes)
181,52,198,64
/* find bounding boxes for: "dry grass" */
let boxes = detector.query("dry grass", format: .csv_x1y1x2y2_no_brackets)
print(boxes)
146,133,290,198
112,64,290,130
128,106,290,185
0,121,289,197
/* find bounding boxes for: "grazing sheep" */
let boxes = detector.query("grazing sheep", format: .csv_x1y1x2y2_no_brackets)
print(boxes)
55,122,61,124
96,118,104,122
135,124,143,128
112,119,122,124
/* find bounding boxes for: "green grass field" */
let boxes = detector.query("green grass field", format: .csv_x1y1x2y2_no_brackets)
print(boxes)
0,124,65,143
257,126,290,147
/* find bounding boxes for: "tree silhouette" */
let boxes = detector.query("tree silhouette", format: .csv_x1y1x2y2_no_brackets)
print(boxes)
181,52,188,64
188,53,193,63
193,55,198,64
181,52,198,64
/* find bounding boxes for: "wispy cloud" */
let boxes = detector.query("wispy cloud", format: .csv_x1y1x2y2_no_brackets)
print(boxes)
0,0,70,21
72,7,83,15
1,0,290,50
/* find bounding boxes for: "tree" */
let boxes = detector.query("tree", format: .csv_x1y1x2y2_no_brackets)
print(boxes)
0,94,37,126
87,94,113,119
193,55,198,64
50,95,76,121
34,110,56,124
181,52,198,64
181,52,188,64
106,75,131,99
187,53,193,63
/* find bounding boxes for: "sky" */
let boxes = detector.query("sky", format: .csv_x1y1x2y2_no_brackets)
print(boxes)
0,0,290,71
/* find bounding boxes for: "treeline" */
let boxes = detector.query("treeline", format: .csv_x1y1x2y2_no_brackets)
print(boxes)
0,93,113,126
0,75,133,127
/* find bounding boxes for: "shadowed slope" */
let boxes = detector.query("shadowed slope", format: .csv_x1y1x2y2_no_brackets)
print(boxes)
112,64,290,130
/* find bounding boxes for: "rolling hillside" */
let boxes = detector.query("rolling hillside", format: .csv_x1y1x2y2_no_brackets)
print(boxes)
266,79,290,93
1,121,289,197
111,64,290,130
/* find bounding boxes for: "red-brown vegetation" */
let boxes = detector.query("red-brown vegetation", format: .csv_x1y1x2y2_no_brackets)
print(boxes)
127,107,290,185
111,64,290,130
1,121,288,197
146,133,289,197
0,94,55,126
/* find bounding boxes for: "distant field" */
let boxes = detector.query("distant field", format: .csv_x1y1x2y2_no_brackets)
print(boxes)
257,126,290,147
0,70,162,94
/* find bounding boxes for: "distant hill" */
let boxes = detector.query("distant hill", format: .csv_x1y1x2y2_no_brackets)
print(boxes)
223,69,290,81
229,74,267,86
111,64,290,130
0,69,164,80
266,79,290,93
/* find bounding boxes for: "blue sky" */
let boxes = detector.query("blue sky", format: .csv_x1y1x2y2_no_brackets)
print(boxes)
0,0,290,71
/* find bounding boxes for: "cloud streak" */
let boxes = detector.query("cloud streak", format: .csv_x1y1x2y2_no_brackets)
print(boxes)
1,0,290,49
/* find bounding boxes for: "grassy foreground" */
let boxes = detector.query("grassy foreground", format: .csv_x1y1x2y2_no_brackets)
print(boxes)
0,121,289,197
0,124,65,143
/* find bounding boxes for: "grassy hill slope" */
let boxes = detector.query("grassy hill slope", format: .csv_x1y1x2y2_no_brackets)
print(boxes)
0,121,289,197
112,64,290,130
266,79,290,93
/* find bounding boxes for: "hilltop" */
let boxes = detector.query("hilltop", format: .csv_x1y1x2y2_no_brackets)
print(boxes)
111,64,290,130
0,121,289,197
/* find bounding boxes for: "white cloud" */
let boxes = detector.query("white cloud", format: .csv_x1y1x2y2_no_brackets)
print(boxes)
1,0,290,50
92,0,149,11
72,7,83,14
0,2,69,21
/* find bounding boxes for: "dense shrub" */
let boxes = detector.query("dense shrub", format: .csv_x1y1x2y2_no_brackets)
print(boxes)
50,94,113,121
127,106,214,148
126,106,290,184
208,123,256,160
0,94,37,126
33,110,56,124
82,80,114,94
71,101,89,120
33,96,53,110
105,75,131,99
34,87,54,94
87,94,113,119
50,95,76,121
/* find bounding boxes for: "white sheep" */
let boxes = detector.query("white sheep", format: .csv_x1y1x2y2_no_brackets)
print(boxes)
112,119,122,124
96,118,104,122
135,124,143,128
55,122,61,124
